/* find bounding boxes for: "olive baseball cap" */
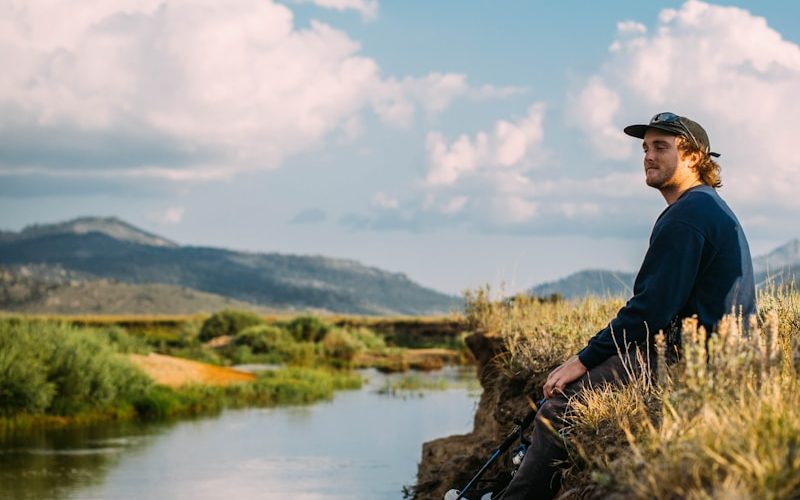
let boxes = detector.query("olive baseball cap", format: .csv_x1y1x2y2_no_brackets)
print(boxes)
624,112,720,158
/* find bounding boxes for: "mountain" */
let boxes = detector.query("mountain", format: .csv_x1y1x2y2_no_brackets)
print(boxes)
0,217,459,316
0,268,275,315
531,269,636,299
0,216,176,248
753,238,800,275
531,239,800,298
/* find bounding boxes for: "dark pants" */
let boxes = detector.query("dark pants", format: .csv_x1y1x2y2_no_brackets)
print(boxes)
501,350,651,500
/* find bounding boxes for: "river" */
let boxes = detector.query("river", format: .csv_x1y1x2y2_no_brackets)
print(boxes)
0,367,480,499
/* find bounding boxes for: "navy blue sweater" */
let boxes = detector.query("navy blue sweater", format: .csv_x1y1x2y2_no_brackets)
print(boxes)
578,185,757,370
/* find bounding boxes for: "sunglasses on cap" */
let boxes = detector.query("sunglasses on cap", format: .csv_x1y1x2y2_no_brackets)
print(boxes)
650,112,720,158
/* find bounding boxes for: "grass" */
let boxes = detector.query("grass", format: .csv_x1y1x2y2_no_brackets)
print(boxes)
377,374,450,396
0,310,469,432
132,368,363,420
0,318,363,433
464,286,800,499
9,312,471,370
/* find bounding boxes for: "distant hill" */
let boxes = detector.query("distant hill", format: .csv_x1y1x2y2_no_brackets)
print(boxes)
531,269,636,299
530,239,800,299
1,274,274,316
0,216,176,248
0,217,459,316
753,239,800,287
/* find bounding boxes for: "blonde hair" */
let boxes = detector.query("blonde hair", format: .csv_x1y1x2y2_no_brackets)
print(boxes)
678,136,722,188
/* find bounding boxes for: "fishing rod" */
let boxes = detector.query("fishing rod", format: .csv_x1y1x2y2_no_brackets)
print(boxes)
444,398,546,500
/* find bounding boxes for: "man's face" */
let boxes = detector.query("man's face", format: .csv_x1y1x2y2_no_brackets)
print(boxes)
641,129,697,190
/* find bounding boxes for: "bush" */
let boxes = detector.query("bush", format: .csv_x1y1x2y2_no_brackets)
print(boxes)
285,315,330,342
287,342,318,367
101,326,151,354
321,329,363,368
199,309,265,341
0,319,152,416
234,325,294,354
348,327,386,350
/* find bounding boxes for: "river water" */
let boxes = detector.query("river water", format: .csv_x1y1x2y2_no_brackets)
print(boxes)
0,367,480,500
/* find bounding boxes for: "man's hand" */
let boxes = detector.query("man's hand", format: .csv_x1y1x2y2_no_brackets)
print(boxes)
543,355,587,398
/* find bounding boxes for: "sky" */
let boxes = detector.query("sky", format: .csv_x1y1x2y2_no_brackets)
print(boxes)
1,0,799,295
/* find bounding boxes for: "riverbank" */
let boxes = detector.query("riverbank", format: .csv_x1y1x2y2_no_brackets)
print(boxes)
413,289,800,499
1,367,480,500
0,310,469,434
0,318,364,434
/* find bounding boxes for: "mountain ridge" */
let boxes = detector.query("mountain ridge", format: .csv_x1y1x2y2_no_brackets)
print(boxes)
531,239,800,299
0,217,459,316
0,216,177,248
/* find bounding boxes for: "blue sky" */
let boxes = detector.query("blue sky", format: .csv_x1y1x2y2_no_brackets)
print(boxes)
1,0,798,295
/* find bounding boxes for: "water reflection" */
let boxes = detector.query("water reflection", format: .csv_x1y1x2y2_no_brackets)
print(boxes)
0,421,169,500
1,367,480,499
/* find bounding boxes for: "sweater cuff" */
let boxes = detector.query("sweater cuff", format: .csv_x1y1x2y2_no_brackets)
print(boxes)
578,344,607,371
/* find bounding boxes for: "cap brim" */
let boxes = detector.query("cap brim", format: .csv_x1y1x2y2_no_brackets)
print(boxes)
623,123,683,139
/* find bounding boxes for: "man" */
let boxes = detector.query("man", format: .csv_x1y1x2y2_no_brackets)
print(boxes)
501,112,756,499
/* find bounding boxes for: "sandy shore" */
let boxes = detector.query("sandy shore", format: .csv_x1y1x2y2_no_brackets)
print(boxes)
130,353,256,387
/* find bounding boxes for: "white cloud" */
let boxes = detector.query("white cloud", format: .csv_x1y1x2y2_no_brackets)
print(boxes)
425,103,546,187
494,196,538,224
566,77,631,160
559,202,601,219
149,206,185,225
299,0,379,22
411,104,549,227
468,84,529,101
0,0,518,181
442,196,468,214
372,192,399,210
570,0,800,212
616,20,647,35
372,73,469,127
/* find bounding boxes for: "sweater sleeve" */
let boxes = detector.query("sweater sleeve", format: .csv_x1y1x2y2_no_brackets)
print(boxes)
577,220,706,369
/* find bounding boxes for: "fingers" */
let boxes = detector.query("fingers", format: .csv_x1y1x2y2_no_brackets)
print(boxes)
543,361,566,398
543,374,556,398
544,375,565,398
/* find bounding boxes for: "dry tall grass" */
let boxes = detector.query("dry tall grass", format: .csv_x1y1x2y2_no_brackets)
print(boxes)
466,287,800,499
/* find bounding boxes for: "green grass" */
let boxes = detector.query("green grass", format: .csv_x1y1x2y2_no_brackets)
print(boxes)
132,368,363,420
0,318,362,432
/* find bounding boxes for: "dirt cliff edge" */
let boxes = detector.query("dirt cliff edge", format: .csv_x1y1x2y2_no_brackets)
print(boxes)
412,332,549,499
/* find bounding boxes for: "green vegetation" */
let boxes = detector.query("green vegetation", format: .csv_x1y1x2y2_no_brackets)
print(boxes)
0,310,469,431
131,368,362,420
464,286,800,499
377,374,450,396
198,309,265,341
0,318,363,432
0,319,151,417
284,314,331,342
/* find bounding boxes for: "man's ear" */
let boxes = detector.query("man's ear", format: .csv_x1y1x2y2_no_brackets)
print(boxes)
688,150,702,166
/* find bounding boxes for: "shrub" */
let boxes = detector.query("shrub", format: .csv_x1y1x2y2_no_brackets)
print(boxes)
101,326,151,354
348,327,386,350
287,342,318,367
199,309,265,341
234,325,295,354
285,315,330,342
321,329,363,368
0,319,152,416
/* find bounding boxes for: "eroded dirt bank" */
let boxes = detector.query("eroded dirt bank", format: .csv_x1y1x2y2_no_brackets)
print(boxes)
413,332,551,499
